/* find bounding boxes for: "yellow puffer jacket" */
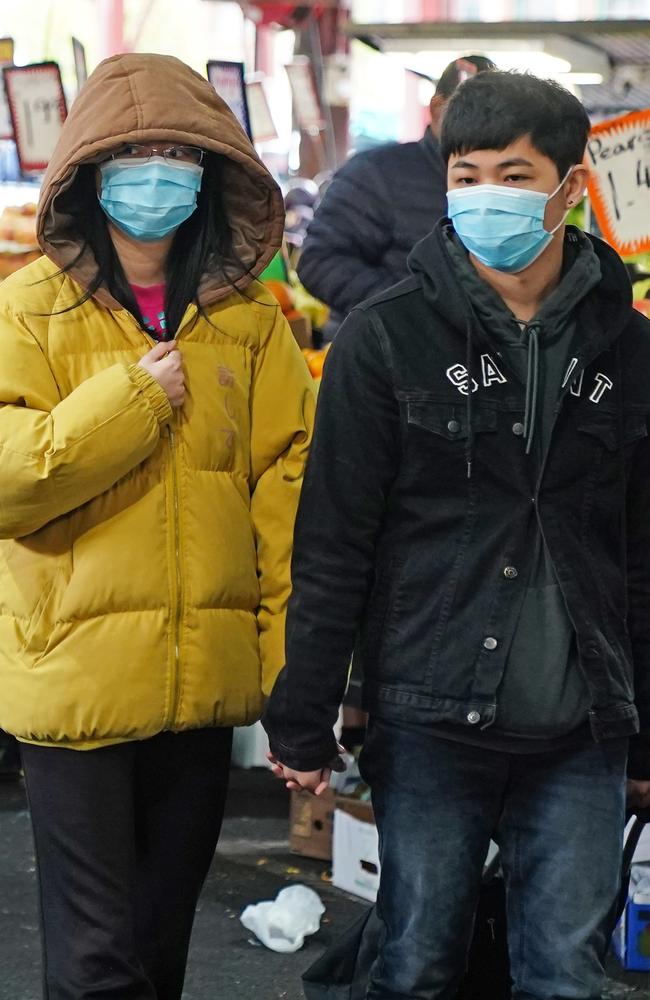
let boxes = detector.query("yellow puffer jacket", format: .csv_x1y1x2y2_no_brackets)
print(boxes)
0,54,315,748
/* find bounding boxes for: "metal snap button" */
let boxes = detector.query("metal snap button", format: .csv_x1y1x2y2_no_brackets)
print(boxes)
467,711,481,725
512,422,525,436
483,637,498,650
503,566,518,579
447,419,461,434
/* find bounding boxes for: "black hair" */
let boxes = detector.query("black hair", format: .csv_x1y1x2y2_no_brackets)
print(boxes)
440,70,591,179
434,55,496,98
47,152,251,334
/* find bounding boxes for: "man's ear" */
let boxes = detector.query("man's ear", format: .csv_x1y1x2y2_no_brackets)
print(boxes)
429,94,447,138
565,164,590,208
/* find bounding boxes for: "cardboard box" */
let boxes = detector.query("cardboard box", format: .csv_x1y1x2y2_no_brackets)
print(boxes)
290,788,335,861
288,313,313,349
613,891,650,971
332,797,380,902
231,721,271,769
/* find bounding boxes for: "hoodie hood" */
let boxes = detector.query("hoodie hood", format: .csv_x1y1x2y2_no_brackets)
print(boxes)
408,219,634,474
37,53,285,309
408,220,633,360
443,225,601,382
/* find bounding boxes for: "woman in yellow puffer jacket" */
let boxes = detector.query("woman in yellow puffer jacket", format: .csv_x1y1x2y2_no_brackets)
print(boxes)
0,53,315,998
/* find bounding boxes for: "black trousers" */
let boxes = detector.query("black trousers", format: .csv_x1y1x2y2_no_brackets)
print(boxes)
21,727,233,1000
0,728,21,774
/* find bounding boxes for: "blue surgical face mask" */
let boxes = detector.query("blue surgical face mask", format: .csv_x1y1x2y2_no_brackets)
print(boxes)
99,156,204,242
446,167,575,273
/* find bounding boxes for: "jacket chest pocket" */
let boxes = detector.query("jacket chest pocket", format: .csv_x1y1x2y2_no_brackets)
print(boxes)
406,399,498,440
577,412,648,453
403,399,499,477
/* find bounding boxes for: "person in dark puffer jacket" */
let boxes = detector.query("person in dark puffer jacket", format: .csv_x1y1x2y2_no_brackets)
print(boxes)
297,54,495,334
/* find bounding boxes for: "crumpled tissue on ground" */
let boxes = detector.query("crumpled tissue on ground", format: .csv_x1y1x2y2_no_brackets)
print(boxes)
240,884,326,953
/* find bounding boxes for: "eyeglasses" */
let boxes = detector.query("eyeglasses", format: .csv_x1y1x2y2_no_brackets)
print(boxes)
111,144,205,166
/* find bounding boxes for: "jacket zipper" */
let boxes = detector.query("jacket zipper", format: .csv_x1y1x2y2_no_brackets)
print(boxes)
167,414,183,725
163,308,196,724
125,311,194,728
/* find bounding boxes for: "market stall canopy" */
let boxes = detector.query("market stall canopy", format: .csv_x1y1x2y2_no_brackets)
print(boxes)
345,19,650,115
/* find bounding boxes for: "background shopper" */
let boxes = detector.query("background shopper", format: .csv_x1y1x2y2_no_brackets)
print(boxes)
297,54,495,334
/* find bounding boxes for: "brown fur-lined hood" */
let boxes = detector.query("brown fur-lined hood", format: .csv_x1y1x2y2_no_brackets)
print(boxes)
37,52,285,308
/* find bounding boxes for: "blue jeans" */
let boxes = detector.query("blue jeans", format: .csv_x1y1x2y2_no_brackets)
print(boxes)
359,718,627,1000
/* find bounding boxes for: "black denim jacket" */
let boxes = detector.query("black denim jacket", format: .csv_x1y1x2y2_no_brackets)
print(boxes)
263,225,650,779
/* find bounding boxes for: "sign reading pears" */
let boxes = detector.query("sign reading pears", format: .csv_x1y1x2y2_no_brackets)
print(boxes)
586,109,650,257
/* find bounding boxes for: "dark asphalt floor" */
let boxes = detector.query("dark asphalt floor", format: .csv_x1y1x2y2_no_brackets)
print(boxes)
1,766,650,999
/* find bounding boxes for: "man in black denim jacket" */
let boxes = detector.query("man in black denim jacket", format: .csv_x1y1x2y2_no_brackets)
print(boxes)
264,72,650,1000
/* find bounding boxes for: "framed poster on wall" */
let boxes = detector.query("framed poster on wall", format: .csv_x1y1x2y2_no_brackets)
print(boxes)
3,62,68,172
206,60,252,140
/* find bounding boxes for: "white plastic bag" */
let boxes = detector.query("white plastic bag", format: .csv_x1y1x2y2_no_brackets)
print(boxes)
240,884,326,953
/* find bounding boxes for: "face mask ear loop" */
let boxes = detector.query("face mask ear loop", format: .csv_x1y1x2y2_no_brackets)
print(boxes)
549,164,576,201
546,165,577,236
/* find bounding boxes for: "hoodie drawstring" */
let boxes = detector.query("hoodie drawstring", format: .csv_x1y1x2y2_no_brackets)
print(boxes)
465,318,541,475
616,341,628,619
523,322,540,455
465,317,475,479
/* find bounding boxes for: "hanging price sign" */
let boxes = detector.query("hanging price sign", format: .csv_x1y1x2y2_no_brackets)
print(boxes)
246,78,278,143
586,109,650,256
285,58,324,131
3,62,68,172
206,60,252,140
0,69,12,141
0,37,15,141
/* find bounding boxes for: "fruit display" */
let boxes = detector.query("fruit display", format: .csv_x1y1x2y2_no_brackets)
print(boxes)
301,344,330,383
263,278,305,327
0,203,40,278
291,279,329,332
262,277,330,382
262,276,312,349
0,202,38,243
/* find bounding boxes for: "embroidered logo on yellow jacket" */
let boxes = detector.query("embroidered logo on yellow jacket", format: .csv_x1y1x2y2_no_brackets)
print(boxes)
0,54,316,748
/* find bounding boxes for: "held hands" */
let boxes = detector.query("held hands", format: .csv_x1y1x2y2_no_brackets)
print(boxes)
627,780,650,811
267,744,348,797
138,340,185,407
